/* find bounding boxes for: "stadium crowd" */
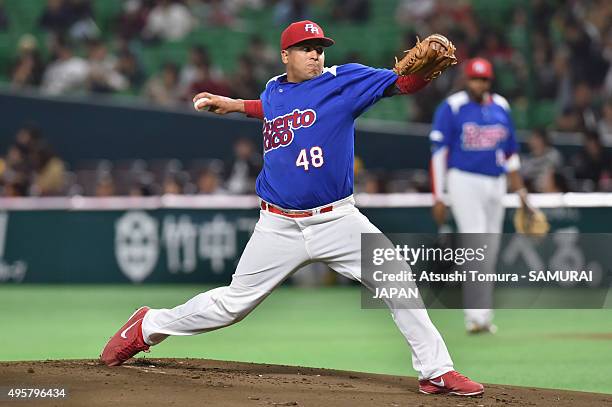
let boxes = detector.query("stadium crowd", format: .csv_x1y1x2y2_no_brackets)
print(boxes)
1,122,612,197
2,0,611,132
1,0,612,196
0,123,265,197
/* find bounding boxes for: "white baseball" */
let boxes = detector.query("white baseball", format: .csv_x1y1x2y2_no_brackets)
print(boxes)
194,97,211,111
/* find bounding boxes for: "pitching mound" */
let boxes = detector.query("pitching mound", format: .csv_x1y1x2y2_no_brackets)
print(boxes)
1,359,610,406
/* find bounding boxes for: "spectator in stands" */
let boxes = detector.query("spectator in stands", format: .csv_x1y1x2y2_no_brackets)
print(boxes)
15,125,42,155
274,0,310,25
606,54,612,99
2,176,30,197
552,46,573,111
8,126,35,177
188,64,231,98
0,144,31,197
85,39,129,93
187,0,262,21
532,0,555,25
244,35,279,87
41,38,89,95
561,16,609,88
116,0,149,41
162,173,185,194
541,169,571,194
0,125,68,196
143,0,194,42
362,172,381,194
129,180,155,196
571,131,612,191
408,169,430,193
197,167,226,194
67,0,99,41
31,142,66,196
225,137,261,194
532,31,557,99
598,99,612,146
0,0,8,31
11,35,46,89
3,144,29,175
520,129,564,192
39,0,75,35
482,31,526,99
229,55,260,100
557,81,598,132
205,0,236,27
14,125,42,175
178,45,224,95
116,50,145,91
508,7,528,55
144,62,182,106
395,0,436,27
479,30,514,64
95,173,116,196
331,0,370,23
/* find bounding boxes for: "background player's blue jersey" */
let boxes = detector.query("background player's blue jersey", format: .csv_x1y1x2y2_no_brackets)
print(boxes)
255,63,398,209
430,90,518,177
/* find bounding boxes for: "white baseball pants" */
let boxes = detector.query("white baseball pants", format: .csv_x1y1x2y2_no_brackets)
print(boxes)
142,196,454,379
447,169,505,328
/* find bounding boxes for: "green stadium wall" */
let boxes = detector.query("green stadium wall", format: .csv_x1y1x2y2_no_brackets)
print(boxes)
0,205,610,284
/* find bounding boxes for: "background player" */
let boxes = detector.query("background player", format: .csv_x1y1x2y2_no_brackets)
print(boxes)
102,20,484,396
430,58,529,334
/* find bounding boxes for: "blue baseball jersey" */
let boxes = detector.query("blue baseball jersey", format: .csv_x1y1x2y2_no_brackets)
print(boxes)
255,63,398,209
430,90,518,177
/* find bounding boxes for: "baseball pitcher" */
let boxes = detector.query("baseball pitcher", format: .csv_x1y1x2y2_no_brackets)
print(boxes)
102,20,483,396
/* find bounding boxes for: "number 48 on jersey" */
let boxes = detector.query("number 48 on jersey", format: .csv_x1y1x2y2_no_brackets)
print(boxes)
296,146,324,171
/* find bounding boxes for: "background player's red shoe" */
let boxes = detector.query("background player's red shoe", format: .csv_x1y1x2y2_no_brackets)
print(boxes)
419,370,484,396
100,306,150,366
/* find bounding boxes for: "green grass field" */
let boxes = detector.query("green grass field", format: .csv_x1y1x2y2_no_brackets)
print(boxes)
1,285,611,394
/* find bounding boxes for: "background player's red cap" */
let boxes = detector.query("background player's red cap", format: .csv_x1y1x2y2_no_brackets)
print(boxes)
280,20,335,50
464,57,494,79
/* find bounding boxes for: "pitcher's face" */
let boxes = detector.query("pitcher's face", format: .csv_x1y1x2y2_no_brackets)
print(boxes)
282,40,325,83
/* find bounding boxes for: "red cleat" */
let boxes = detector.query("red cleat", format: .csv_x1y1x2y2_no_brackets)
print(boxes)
419,370,484,396
100,306,150,366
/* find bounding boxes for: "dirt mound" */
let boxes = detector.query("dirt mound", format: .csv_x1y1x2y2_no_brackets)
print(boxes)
1,359,610,406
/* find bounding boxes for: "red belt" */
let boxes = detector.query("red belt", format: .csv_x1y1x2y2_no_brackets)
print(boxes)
260,201,333,218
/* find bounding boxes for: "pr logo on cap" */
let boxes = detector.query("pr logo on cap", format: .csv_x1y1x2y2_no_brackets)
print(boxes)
304,23,319,34
280,20,335,50
465,57,493,79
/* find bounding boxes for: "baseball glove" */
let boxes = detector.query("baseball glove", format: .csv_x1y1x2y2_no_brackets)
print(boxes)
513,207,550,236
393,34,458,81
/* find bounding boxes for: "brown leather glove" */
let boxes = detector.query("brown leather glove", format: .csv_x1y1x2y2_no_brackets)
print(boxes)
513,207,550,236
393,34,458,81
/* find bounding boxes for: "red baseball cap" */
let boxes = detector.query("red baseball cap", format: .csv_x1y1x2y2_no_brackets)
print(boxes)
280,20,335,50
464,57,494,79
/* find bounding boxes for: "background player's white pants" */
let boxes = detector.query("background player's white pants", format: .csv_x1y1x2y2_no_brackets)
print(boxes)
447,169,505,328
142,196,454,380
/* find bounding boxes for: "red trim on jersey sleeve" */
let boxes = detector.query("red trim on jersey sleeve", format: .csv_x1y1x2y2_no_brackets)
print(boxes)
395,74,429,94
244,100,264,119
